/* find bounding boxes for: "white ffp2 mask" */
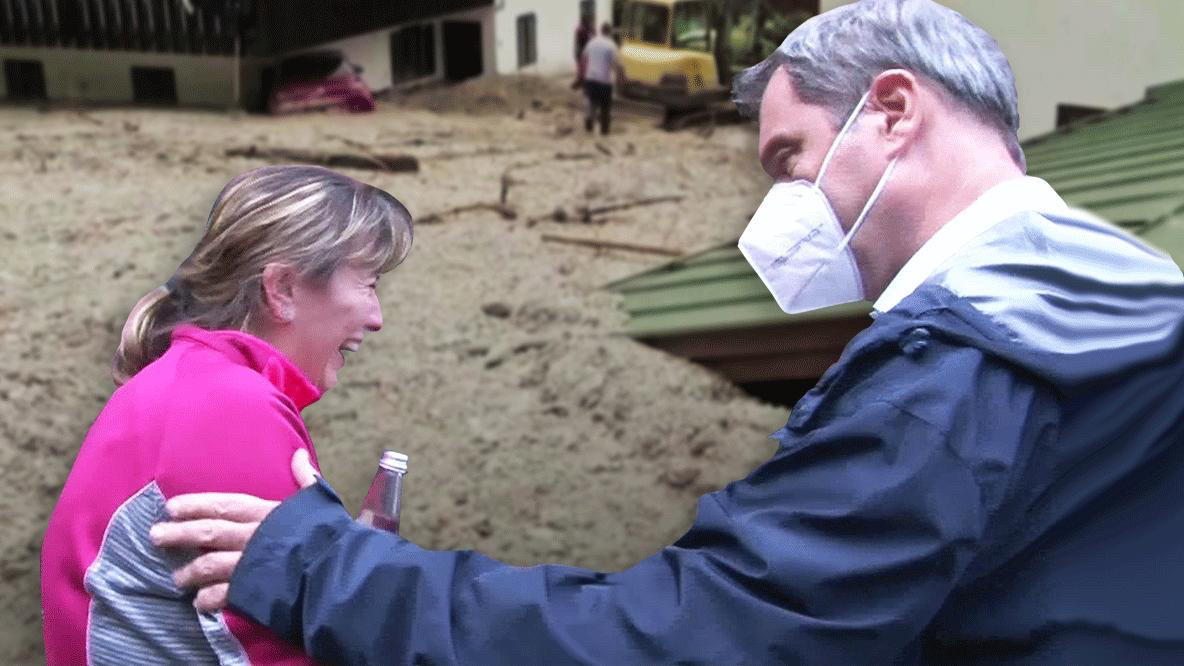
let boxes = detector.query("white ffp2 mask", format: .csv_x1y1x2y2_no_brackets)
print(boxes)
739,91,896,314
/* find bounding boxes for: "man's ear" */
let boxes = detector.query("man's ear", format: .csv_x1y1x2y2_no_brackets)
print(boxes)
260,263,298,324
868,69,921,154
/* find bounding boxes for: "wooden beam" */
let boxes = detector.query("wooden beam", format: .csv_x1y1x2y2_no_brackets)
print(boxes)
541,234,683,257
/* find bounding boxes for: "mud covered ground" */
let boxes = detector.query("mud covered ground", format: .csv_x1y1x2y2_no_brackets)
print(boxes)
0,75,788,660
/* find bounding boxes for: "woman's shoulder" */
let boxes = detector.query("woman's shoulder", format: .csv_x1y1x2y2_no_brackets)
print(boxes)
122,338,300,428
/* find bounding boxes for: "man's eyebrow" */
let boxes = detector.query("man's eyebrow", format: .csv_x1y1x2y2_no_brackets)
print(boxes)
760,135,802,175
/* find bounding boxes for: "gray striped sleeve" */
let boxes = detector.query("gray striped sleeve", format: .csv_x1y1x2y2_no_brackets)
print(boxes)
83,482,251,665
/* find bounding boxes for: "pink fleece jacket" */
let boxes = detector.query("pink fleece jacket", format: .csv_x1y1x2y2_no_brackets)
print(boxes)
42,325,323,665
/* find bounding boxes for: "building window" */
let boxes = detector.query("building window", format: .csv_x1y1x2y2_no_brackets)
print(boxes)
391,23,436,84
131,66,177,105
4,60,47,100
624,3,669,45
516,13,537,69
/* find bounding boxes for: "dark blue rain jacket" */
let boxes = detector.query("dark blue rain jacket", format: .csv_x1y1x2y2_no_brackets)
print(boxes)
228,210,1184,664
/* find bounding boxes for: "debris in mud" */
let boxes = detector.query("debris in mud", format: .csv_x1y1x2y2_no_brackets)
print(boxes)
482,303,513,319
541,234,683,257
225,145,420,173
417,202,518,224
660,468,702,489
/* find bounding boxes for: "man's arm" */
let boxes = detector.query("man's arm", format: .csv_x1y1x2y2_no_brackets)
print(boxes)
159,335,1057,663
219,350,1053,663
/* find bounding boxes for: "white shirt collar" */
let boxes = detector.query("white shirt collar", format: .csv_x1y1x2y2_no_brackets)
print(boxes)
871,176,1069,316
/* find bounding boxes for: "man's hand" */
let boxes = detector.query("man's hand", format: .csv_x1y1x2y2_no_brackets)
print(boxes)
150,448,319,612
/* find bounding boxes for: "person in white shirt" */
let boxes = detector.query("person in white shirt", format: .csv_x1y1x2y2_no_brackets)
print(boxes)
580,22,622,135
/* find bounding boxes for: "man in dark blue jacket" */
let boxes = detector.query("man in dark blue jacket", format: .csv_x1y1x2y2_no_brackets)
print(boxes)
152,0,1184,662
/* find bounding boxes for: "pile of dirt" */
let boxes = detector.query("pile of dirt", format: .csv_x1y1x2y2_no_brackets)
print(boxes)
388,73,584,117
0,92,780,661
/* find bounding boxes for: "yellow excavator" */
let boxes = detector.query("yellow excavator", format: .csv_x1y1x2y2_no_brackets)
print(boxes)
615,0,816,112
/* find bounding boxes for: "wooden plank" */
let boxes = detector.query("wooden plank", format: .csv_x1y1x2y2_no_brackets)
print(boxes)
0,0,14,45
28,0,43,46
46,0,59,46
12,0,26,44
541,234,683,257
155,0,169,51
225,145,421,173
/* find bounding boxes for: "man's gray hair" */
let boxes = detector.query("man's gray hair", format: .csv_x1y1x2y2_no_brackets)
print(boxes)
734,0,1025,168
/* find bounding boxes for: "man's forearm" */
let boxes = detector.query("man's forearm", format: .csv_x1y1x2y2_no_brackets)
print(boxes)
224,414,990,664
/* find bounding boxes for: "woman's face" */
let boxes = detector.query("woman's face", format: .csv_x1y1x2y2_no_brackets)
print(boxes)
288,262,383,392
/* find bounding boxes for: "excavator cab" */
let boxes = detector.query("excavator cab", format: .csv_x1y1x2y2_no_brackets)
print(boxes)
616,0,817,114
617,0,729,110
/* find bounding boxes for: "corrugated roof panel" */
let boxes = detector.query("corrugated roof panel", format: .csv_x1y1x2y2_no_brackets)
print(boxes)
1027,112,1184,151
621,275,773,313
1031,142,1184,180
625,297,869,338
613,257,756,292
680,246,746,265
611,79,1184,340
1046,157,1184,193
1074,187,1184,220
1079,196,1182,229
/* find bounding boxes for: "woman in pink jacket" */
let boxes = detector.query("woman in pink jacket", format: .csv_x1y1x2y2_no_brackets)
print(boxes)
41,165,413,664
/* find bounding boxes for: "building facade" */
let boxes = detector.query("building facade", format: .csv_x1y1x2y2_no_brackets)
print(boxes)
821,0,1184,140
0,0,612,108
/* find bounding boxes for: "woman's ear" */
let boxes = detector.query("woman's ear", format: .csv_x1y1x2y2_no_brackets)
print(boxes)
260,263,297,324
868,69,921,154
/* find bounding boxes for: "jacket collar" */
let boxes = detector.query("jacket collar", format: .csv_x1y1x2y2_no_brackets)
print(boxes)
872,176,1068,316
171,324,322,412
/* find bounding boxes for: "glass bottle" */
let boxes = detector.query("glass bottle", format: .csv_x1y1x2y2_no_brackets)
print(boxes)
357,450,408,534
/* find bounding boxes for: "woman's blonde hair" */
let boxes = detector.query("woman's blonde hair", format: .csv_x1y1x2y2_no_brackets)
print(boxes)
113,165,413,386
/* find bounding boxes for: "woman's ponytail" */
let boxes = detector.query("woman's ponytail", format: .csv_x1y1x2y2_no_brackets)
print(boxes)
112,283,179,386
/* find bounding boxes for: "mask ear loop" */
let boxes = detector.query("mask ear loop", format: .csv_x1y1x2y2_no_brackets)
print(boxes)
837,158,896,253
815,91,872,186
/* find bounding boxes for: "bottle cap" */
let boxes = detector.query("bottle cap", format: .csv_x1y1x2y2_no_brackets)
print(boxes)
379,450,409,474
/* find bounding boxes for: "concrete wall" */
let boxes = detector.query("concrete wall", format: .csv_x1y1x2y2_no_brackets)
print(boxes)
492,0,614,76
306,5,497,93
0,46,241,107
819,0,1184,139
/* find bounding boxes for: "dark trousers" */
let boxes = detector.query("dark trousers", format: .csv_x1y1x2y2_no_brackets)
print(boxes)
583,81,613,135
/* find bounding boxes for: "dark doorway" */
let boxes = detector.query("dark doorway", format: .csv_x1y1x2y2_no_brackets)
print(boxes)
4,60,47,100
391,23,437,84
442,21,482,82
131,66,178,105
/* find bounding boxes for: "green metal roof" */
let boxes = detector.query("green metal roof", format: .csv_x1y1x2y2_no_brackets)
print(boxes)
611,79,1184,339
